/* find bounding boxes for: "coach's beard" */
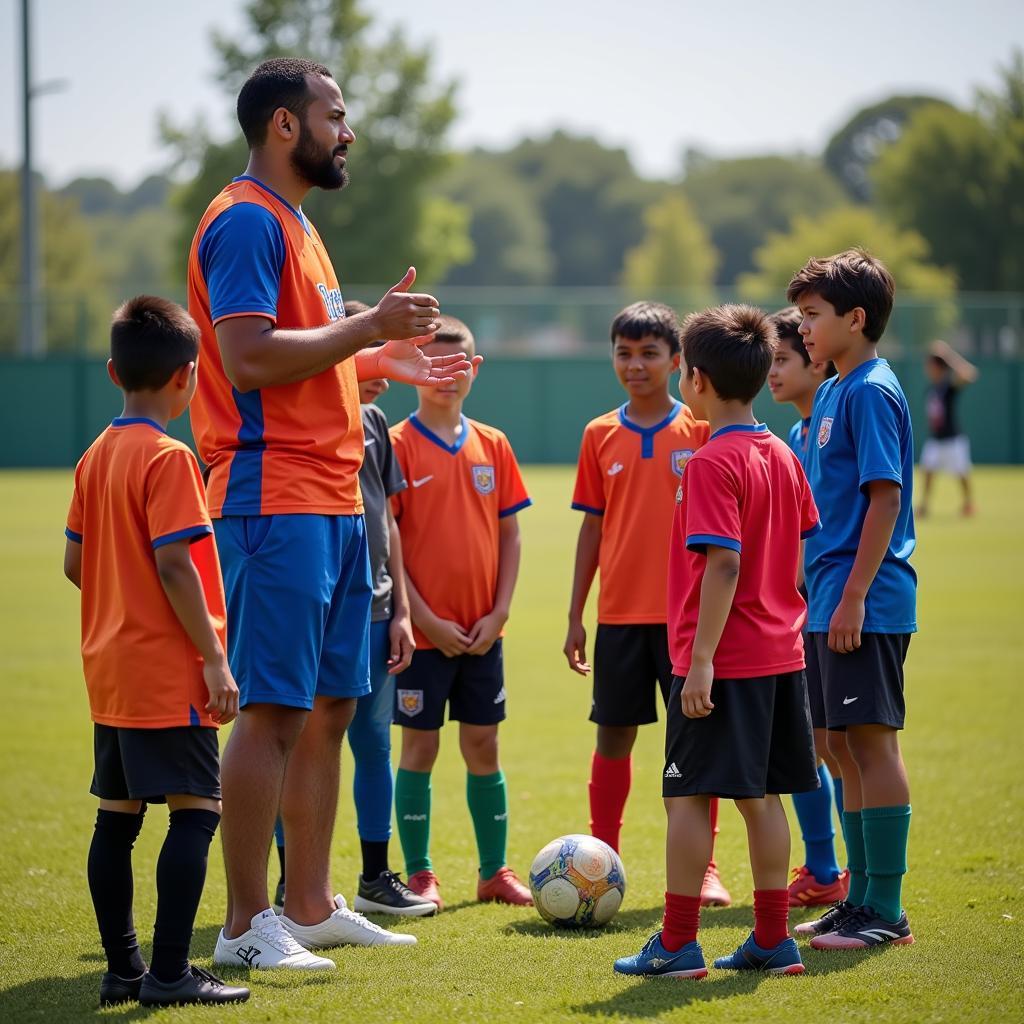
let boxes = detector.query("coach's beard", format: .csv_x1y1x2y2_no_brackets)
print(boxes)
292,135,350,192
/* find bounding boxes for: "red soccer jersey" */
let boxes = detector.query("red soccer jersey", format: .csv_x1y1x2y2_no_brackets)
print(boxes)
65,418,227,728
571,401,709,623
667,423,820,678
187,176,364,518
390,414,531,650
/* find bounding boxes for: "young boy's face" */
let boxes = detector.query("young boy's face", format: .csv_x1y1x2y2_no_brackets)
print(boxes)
612,334,679,399
415,339,475,410
768,339,818,405
797,292,861,364
359,377,389,404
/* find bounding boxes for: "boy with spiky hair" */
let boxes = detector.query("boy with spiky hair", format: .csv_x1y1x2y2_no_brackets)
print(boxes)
615,305,820,980
787,250,917,951
564,301,731,907
767,307,848,909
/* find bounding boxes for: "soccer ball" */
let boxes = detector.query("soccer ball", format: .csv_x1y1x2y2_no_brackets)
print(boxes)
528,834,626,928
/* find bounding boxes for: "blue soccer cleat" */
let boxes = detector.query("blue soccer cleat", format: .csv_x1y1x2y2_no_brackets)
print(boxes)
713,932,805,975
613,932,708,979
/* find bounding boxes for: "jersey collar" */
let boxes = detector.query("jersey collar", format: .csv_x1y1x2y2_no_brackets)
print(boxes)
618,400,682,458
709,422,768,441
409,412,470,455
233,175,310,234
111,416,167,434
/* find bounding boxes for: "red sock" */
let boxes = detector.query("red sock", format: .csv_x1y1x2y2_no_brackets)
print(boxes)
708,797,720,866
753,889,790,949
662,891,701,952
588,752,631,853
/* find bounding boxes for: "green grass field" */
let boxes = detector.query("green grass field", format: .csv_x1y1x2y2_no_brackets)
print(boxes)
1,467,1022,1023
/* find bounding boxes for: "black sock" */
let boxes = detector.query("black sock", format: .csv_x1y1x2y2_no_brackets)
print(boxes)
277,842,286,888
150,809,220,984
361,839,390,881
87,807,148,978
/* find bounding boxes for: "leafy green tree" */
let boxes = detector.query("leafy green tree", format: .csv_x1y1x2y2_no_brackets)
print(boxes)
167,0,471,287
621,193,718,294
682,154,845,284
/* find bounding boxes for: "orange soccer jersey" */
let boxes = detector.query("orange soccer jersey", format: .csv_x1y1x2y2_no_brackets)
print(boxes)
571,401,710,624
65,418,227,729
390,415,531,649
187,175,364,518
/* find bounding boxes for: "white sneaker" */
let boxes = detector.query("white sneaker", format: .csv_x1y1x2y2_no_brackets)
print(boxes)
214,909,336,970
281,894,418,948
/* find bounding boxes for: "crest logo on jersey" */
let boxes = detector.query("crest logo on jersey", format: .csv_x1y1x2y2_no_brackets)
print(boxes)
817,417,833,448
472,465,495,494
316,283,345,321
398,689,424,717
671,449,694,476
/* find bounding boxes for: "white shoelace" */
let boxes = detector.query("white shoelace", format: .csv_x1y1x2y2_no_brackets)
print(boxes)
335,905,388,935
255,915,308,954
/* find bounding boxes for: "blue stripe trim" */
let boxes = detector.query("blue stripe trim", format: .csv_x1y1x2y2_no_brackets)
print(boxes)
222,387,266,515
211,303,278,324
801,522,822,539
409,413,470,455
709,422,768,441
571,502,605,516
617,401,682,459
65,527,83,543
686,533,742,553
152,524,213,549
499,498,533,518
111,416,166,433
233,175,311,235
189,704,201,726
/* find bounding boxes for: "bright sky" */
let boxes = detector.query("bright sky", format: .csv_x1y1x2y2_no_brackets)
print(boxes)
1,0,1021,188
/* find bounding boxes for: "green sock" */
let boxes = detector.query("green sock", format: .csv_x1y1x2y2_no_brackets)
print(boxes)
862,804,912,922
395,769,432,875
842,810,868,906
466,770,508,881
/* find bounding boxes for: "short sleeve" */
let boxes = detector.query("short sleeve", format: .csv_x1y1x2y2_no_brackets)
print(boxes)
798,465,821,539
197,203,285,324
497,435,532,518
850,382,905,491
145,448,214,549
571,426,604,515
683,457,741,554
371,410,406,498
389,429,408,522
65,463,84,543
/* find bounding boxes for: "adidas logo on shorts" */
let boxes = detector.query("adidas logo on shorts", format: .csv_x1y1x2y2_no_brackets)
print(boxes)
664,762,682,779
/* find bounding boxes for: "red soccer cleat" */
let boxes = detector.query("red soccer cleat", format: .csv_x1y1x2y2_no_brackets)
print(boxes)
700,862,732,907
788,866,850,908
477,866,533,906
407,869,445,911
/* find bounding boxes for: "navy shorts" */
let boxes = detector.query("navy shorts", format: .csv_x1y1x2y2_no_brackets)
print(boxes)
395,641,505,730
91,724,221,802
591,624,673,726
214,514,372,711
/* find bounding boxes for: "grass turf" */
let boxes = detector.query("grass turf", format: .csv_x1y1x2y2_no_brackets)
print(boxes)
0,466,1022,1023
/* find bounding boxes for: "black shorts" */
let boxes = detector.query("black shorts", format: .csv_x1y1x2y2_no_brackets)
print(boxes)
805,631,827,730
591,624,673,726
663,673,818,799
90,724,221,802
810,632,911,730
394,640,505,730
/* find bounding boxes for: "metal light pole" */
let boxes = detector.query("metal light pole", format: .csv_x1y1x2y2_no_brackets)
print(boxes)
19,0,44,356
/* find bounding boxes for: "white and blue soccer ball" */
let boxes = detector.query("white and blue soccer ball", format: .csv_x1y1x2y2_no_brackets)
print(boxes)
528,834,626,928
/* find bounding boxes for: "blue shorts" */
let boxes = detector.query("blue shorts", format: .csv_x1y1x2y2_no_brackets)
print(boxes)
214,514,372,711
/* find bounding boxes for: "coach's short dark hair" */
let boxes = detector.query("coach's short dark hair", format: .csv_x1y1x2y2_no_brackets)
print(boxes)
110,296,200,392
237,57,334,148
682,304,775,403
786,248,895,343
610,301,681,354
433,314,474,350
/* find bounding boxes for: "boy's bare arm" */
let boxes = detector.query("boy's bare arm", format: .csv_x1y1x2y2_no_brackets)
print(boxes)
404,567,471,658
828,479,902,654
385,510,415,674
154,540,238,723
64,538,82,589
564,514,602,675
683,546,741,719
466,515,522,655
931,339,979,385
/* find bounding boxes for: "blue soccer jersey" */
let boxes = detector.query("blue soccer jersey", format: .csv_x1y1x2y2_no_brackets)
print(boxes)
803,358,917,634
787,418,811,464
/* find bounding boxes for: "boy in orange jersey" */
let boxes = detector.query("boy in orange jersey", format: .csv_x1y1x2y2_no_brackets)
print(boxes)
564,301,729,907
390,315,533,910
64,297,249,1007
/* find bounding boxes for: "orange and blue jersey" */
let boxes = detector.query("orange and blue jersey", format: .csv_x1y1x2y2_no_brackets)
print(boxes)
65,418,227,729
187,175,364,518
571,401,710,624
390,415,531,650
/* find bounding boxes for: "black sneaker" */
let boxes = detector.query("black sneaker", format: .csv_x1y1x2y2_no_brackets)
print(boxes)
99,970,145,1006
810,905,914,950
139,965,250,1006
793,899,856,937
353,870,438,917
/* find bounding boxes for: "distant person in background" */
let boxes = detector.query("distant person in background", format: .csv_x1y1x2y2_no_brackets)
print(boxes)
918,340,979,518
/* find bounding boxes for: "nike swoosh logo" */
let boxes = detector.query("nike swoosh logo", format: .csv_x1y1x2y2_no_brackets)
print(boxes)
412,475,433,488
364,438,376,447
607,462,624,476
843,696,859,705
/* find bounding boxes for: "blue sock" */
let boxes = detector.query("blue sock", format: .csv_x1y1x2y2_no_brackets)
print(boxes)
273,817,285,848
791,763,841,884
833,776,845,818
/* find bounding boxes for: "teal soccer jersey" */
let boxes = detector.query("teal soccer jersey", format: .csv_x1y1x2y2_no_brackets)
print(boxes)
803,358,917,634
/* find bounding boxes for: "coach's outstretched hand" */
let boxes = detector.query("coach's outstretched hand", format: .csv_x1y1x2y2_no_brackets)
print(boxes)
371,267,441,341
373,338,483,387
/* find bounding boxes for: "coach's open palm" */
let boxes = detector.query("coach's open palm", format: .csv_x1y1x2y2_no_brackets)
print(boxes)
204,659,239,724
374,338,481,386
682,663,715,718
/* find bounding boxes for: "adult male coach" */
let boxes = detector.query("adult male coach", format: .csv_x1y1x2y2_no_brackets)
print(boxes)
187,57,474,969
